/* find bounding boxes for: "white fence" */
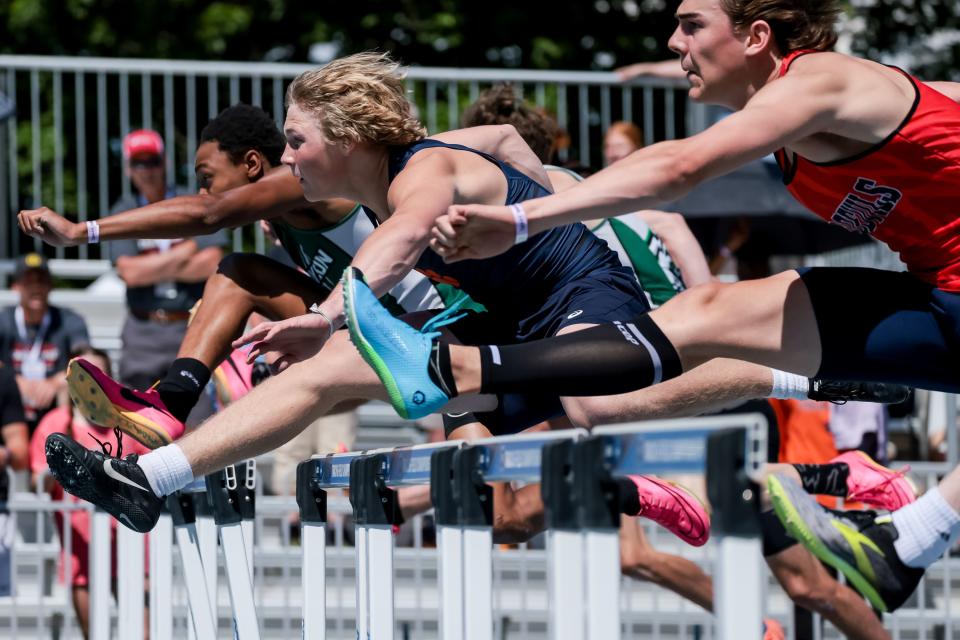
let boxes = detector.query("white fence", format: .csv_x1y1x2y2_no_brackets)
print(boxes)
0,54,706,261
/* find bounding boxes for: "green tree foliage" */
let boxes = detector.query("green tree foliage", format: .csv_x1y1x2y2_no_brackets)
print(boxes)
0,0,954,74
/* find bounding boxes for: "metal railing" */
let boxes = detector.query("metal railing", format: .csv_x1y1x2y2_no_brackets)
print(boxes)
0,54,705,261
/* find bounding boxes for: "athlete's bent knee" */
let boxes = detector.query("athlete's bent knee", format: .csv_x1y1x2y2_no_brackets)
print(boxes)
780,573,840,614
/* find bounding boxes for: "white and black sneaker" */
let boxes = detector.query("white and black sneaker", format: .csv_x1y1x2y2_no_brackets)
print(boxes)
45,431,162,533
808,379,911,405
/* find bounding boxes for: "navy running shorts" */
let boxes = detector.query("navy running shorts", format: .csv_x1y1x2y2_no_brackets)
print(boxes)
799,267,960,393
444,266,652,436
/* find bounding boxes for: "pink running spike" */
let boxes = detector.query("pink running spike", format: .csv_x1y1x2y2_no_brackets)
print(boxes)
67,358,186,449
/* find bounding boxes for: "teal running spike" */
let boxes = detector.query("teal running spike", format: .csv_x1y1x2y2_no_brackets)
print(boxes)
342,267,451,419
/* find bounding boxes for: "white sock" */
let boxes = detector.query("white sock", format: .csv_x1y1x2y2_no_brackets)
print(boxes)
769,369,809,400
138,444,195,497
892,487,960,569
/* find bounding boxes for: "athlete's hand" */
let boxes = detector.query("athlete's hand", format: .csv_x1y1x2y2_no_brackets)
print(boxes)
18,207,83,247
233,313,332,371
430,204,516,263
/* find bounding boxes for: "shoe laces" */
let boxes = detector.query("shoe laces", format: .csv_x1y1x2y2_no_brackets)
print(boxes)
847,464,911,503
89,426,125,460
419,292,470,337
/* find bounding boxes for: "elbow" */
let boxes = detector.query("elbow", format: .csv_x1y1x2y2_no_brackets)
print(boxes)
197,196,229,229
658,147,703,202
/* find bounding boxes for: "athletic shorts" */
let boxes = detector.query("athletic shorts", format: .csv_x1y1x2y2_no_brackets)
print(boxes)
444,266,651,436
799,267,960,392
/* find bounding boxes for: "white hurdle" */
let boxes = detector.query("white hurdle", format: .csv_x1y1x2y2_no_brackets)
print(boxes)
154,415,767,639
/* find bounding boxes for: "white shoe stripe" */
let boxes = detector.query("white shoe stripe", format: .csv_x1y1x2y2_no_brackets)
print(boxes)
102,459,152,494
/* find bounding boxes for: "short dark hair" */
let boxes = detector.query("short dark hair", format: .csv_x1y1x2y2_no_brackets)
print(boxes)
461,84,559,164
200,104,286,167
720,0,841,53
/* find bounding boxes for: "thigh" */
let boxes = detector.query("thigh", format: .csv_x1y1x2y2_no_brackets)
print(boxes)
216,253,331,321
802,267,960,391
653,270,823,375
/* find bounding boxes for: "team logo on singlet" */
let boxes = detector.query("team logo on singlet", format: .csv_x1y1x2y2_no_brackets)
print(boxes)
298,246,336,288
831,178,903,234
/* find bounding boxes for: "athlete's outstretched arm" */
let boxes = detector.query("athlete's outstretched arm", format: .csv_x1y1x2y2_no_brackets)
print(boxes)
636,210,712,287
431,71,845,262
18,169,335,246
236,153,460,367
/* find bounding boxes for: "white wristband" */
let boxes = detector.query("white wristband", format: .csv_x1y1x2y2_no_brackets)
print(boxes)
308,303,335,340
86,220,100,244
510,203,528,245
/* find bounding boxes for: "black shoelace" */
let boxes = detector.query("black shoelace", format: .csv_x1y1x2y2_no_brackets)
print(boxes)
89,426,125,459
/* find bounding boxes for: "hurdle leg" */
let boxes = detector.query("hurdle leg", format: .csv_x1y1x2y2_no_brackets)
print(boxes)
541,440,587,640
547,529,585,640
584,528,620,639
437,525,465,639
193,493,219,636
89,508,111,640
206,467,262,640
117,526,146,640
349,454,404,640
461,525,493,640
297,459,328,640
149,511,174,640
366,523,396,639
167,493,218,639
450,446,494,640
707,429,764,640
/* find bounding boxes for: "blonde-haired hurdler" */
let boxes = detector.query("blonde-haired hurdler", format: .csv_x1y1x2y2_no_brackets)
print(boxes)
40,52,911,606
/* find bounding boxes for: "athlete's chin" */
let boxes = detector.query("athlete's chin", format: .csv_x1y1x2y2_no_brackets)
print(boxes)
299,182,324,203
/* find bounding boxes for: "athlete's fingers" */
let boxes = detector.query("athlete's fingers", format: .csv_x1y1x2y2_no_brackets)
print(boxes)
233,323,273,350
431,226,457,250
429,237,450,256
433,215,458,241
446,207,470,226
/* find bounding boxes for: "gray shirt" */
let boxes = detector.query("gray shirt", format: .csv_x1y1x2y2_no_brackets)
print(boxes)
106,189,228,312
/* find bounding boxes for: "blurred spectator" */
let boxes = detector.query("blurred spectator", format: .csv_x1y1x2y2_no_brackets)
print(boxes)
461,84,560,163
30,346,150,636
603,121,644,166
829,402,888,464
107,129,226,425
0,362,28,597
0,253,89,430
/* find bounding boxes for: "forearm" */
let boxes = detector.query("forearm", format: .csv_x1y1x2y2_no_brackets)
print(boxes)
638,211,712,287
316,219,429,326
171,247,223,283
95,195,245,241
116,241,198,287
524,141,693,235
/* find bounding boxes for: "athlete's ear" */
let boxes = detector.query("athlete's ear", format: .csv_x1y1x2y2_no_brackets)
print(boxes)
243,149,265,180
744,20,775,58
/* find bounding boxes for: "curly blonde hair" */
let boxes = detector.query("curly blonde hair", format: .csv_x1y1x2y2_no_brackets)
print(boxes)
286,52,426,147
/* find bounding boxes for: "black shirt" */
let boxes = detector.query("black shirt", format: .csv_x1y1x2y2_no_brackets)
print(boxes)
0,365,26,503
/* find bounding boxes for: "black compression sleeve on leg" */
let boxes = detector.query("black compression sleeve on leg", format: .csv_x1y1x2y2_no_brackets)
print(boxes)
792,463,850,497
478,314,683,397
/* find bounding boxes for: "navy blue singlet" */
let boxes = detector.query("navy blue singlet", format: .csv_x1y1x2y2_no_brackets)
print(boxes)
388,139,624,321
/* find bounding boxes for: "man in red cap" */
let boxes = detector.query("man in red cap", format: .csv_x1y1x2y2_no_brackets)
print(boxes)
108,130,227,427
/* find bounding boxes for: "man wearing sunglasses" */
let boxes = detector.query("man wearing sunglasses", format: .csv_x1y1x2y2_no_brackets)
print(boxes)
106,129,227,427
